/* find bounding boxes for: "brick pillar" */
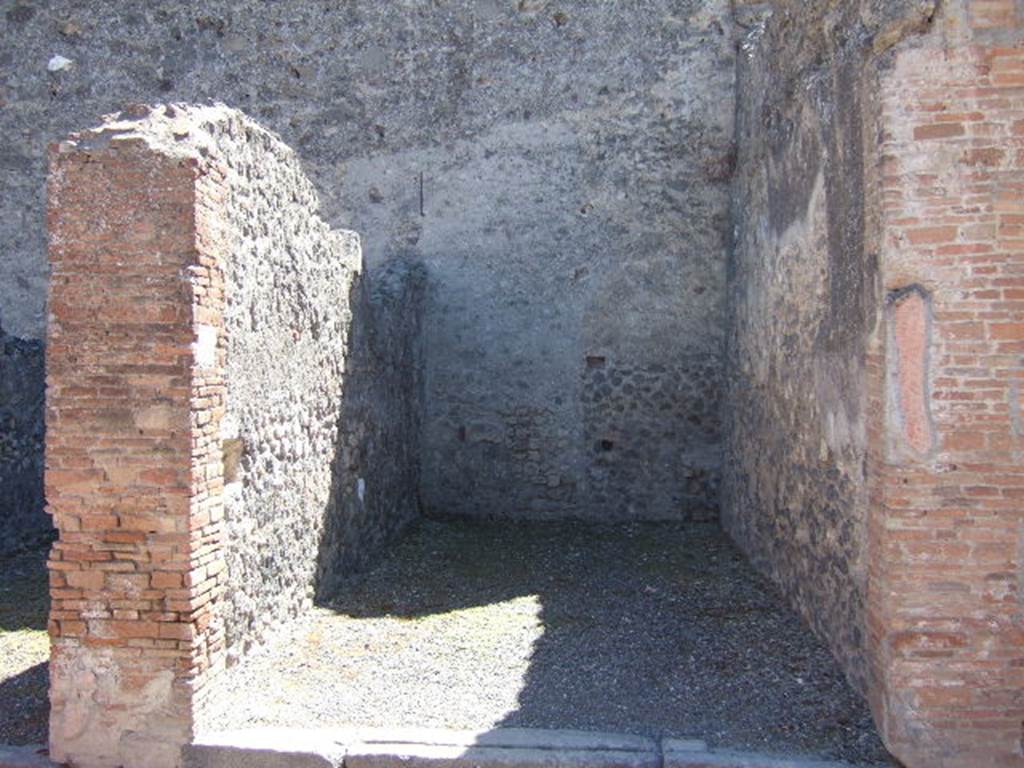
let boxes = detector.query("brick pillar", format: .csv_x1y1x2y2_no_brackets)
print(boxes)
866,22,1024,768
46,133,226,767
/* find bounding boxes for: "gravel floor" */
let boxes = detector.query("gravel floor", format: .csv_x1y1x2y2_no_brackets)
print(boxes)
0,545,50,746
203,519,896,766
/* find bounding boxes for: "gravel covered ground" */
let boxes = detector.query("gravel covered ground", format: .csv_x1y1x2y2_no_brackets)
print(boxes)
203,520,895,766
0,545,50,745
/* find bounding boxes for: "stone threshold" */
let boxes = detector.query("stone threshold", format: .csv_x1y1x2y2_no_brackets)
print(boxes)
0,745,52,768
180,726,884,768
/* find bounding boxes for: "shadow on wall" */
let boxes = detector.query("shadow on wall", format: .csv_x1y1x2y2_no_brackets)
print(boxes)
313,256,428,600
0,325,50,556
318,519,893,765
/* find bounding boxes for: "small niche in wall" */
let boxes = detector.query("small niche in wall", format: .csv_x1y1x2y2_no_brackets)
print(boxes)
222,437,245,484
586,355,607,369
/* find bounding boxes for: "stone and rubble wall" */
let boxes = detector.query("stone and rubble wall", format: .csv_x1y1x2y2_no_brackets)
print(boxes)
205,110,424,663
3,0,735,523
728,1,1024,765
44,105,424,768
724,0,937,696
315,256,426,596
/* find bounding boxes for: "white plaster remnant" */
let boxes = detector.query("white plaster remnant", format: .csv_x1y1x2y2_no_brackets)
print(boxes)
194,324,218,369
48,55,74,72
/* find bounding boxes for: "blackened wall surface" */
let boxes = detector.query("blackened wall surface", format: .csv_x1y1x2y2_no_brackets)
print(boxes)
0,324,47,554
1,0,735,522
316,257,427,596
723,0,936,693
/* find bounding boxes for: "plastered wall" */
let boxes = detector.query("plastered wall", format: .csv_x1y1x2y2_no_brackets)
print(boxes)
3,0,735,524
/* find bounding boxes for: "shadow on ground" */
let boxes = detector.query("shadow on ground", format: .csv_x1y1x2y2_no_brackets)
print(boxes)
0,663,49,745
322,519,893,765
0,545,50,745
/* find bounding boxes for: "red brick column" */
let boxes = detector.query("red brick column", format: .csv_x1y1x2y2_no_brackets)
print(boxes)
46,133,227,767
867,14,1024,767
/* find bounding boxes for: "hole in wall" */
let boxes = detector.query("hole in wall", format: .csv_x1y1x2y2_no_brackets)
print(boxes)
222,437,244,484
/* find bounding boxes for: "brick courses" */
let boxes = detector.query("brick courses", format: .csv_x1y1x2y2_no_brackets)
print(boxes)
46,134,227,767
36,4,1024,766
867,6,1024,766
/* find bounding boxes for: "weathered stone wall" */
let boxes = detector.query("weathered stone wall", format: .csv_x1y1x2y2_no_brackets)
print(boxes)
316,256,426,595
1,0,735,522
0,324,47,554
45,105,425,767
728,2,1024,765
200,109,363,663
723,0,937,694
162,106,424,666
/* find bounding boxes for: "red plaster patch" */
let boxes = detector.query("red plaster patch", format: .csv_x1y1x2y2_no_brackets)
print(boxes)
892,291,934,455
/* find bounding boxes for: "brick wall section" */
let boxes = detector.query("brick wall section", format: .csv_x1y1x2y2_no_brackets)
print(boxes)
46,134,227,767
867,4,1024,765
44,104,425,767
189,143,230,722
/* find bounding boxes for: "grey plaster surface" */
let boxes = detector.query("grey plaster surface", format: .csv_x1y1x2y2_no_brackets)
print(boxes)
2,0,735,521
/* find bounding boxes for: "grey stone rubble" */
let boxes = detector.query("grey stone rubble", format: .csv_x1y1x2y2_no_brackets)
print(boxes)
182,727,887,768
